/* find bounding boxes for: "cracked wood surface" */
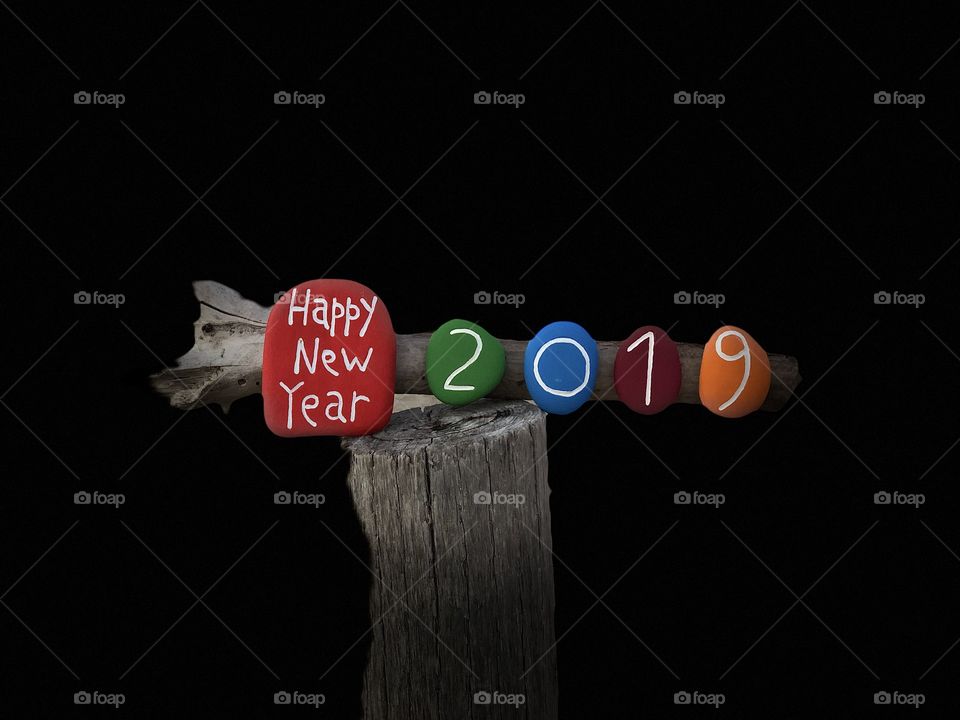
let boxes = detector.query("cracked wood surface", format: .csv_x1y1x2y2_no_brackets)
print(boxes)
343,400,557,719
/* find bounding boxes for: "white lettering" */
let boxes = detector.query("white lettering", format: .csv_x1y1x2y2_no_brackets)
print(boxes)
344,297,361,336
359,296,378,337
286,288,311,326
330,298,345,337
325,391,347,422
311,296,330,331
341,347,373,373
350,391,370,421
301,394,320,427
294,337,319,375
321,348,339,376
279,380,305,429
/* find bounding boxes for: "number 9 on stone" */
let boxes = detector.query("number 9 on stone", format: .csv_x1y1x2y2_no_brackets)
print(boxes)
699,325,771,418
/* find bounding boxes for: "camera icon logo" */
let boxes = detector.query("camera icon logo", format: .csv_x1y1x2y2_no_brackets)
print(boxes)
673,491,691,505
473,491,491,505
474,91,491,105
473,691,492,705
673,91,691,105
873,91,891,105
873,290,891,305
873,491,891,505
274,91,292,105
74,291,92,304
274,291,290,304
74,691,91,704
274,491,292,505
74,91,91,105
673,691,691,704
274,690,292,704
74,491,91,505
673,290,691,304
874,691,891,704
473,290,491,305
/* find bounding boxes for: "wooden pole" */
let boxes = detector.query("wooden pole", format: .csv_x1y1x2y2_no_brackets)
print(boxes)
344,399,557,719
150,281,801,413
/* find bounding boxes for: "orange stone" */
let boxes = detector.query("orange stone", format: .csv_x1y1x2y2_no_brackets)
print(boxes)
699,326,770,418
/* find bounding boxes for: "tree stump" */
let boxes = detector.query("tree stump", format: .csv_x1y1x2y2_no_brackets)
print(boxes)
342,399,557,719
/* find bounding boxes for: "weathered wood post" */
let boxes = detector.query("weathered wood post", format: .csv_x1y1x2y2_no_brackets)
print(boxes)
343,399,556,719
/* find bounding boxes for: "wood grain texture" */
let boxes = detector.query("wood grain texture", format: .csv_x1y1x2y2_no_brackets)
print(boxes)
151,281,801,413
343,400,557,719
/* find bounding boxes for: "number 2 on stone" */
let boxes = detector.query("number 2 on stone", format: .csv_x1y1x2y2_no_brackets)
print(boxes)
426,320,506,406
444,328,482,391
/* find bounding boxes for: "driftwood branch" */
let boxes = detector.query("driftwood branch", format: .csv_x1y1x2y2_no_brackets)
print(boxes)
150,281,801,413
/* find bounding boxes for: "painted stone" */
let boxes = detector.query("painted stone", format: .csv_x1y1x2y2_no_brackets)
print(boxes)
699,325,770,418
614,326,681,414
426,320,505,406
523,321,598,415
262,279,396,437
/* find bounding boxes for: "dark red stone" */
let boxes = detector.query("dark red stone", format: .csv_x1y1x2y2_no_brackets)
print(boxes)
613,326,681,415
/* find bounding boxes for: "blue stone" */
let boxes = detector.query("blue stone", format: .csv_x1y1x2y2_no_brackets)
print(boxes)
524,321,598,414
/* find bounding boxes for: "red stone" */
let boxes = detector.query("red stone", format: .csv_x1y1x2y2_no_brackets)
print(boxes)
262,279,396,437
613,326,681,414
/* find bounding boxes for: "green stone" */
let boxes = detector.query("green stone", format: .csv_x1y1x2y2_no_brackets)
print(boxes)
426,319,505,406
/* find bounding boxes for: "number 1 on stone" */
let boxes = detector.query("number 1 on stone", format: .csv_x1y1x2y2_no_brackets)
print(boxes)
626,331,656,407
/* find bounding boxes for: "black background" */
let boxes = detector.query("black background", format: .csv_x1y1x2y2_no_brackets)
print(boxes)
3,1,960,717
